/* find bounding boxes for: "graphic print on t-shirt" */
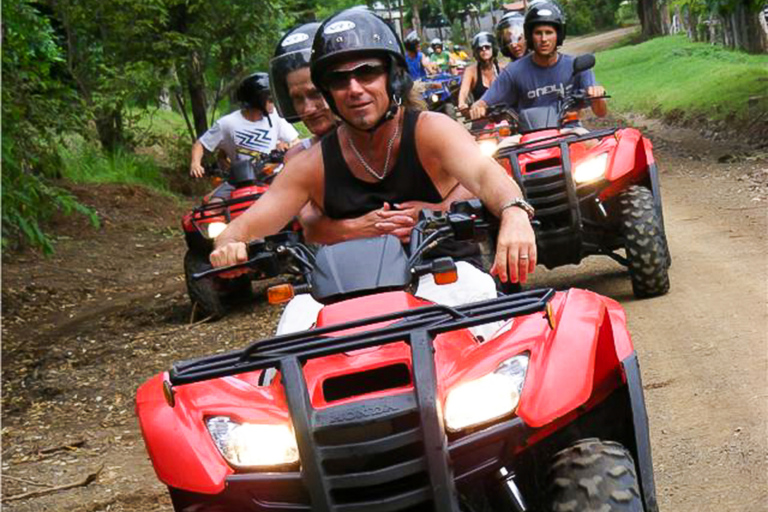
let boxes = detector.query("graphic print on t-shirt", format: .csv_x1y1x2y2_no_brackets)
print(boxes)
234,128,272,157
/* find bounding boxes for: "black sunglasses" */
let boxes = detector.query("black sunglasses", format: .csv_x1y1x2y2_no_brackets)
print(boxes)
479,44,493,51
325,64,387,91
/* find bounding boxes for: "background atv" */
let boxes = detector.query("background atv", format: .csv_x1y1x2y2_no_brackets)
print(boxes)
421,72,461,118
478,55,671,298
137,201,660,512
181,152,296,319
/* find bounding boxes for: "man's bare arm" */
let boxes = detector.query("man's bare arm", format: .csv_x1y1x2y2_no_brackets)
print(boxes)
416,112,536,283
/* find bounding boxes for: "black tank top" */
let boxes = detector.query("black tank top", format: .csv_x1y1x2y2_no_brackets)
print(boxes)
471,62,499,102
321,108,482,265
322,109,442,219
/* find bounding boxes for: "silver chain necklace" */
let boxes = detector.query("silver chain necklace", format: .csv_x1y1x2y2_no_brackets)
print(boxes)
346,120,400,181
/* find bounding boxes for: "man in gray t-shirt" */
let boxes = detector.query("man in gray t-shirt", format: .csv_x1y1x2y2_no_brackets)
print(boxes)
470,1,606,121
189,72,298,178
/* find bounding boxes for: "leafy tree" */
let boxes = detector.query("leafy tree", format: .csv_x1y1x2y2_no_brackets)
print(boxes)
2,0,98,254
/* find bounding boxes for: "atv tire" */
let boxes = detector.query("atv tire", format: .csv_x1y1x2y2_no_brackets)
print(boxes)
183,250,251,320
619,185,670,298
546,438,644,512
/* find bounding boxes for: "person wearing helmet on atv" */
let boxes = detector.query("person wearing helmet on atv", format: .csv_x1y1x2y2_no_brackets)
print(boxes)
470,1,607,121
451,44,469,62
428,38,453,73
403,31,438,80
496,11,528,61
211,8,536,289
458,32,501,113
189,72,299,183
270,23,337,160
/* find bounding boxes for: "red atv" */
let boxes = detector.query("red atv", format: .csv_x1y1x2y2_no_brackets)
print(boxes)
138,201,659,512
181,152,292,318
472,55,671,298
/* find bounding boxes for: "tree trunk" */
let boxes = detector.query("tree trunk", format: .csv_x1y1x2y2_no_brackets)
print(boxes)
95,108,125,153
637,0,665,37
185,51,209,138
411,0,423,40
734,2,768,54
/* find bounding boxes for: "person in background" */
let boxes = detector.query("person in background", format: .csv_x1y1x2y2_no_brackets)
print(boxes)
189,72,298,184
458,32,501,113
470,2,607,121
428,38,453,73
496,11,528,62
403,31,437,80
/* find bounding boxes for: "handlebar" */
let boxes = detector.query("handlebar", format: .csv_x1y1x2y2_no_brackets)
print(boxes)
195,200,496,283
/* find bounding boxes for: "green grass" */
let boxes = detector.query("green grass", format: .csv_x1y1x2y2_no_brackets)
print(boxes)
59,135,171,193
596,35,768,121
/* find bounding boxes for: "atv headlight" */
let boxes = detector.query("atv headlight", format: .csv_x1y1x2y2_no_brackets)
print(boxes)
478,139,498,157
573,153,609,184
444,354,529,432
205,221,228,239
431,93,440,104
206,416,299,468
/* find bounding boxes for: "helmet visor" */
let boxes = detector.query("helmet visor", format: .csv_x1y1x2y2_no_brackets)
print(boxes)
269,48,312,123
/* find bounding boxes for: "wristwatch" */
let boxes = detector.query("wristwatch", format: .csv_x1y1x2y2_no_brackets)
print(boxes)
500,197,535,220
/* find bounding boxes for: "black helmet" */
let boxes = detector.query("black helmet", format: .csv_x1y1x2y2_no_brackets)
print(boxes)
496,11,525,59
310,8,412,131
471,32,498,61
236,72,271,113
270,23,320,123
404,31,420,52
524,1,566,48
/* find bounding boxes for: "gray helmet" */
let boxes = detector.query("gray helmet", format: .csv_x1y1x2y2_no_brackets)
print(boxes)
496,11,525,59
471,32,498,61
524,1,566,48
269,23,320,123
310,8,412,131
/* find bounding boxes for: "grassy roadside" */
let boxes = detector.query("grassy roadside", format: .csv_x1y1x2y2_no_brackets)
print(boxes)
595,35,768,123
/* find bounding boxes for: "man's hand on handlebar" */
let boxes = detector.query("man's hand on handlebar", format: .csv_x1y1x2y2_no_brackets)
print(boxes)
469,100,488,120
587,85,606,98
210,241,251,278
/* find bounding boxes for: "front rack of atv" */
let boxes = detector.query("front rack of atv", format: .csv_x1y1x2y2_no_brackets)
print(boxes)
192,192,263,227
169,288,554,512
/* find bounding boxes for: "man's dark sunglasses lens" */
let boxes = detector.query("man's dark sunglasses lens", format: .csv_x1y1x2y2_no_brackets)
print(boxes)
326,64,386,89
479,45,492,51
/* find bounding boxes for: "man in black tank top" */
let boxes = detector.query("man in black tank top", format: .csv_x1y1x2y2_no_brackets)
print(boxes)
212,9,537,286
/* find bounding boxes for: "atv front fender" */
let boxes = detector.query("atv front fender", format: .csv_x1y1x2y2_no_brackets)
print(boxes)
136,374,232,494
516,289,634,428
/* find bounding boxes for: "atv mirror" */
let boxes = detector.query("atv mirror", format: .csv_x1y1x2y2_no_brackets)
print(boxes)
573,54,595,75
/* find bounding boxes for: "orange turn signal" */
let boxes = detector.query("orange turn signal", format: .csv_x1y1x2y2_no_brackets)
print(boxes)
211,176,223,187
499,127,511,137
564,111,580,123
268,284,295,304
434,270,458,285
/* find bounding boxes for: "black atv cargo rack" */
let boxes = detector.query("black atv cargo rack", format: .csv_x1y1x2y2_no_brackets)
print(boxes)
169,288,555,512
496,128,619,268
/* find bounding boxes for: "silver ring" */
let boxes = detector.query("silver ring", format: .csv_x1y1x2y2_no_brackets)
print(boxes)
519,255,529,260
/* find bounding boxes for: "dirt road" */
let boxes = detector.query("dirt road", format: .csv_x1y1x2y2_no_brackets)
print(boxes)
563,26,639,55
2,29,767,512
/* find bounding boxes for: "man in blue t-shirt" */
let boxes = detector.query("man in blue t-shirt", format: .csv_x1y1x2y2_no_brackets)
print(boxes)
403,31,437,80
470,2,606,121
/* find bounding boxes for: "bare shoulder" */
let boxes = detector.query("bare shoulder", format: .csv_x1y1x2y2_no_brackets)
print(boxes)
416,111,475,147
275,141,324,188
